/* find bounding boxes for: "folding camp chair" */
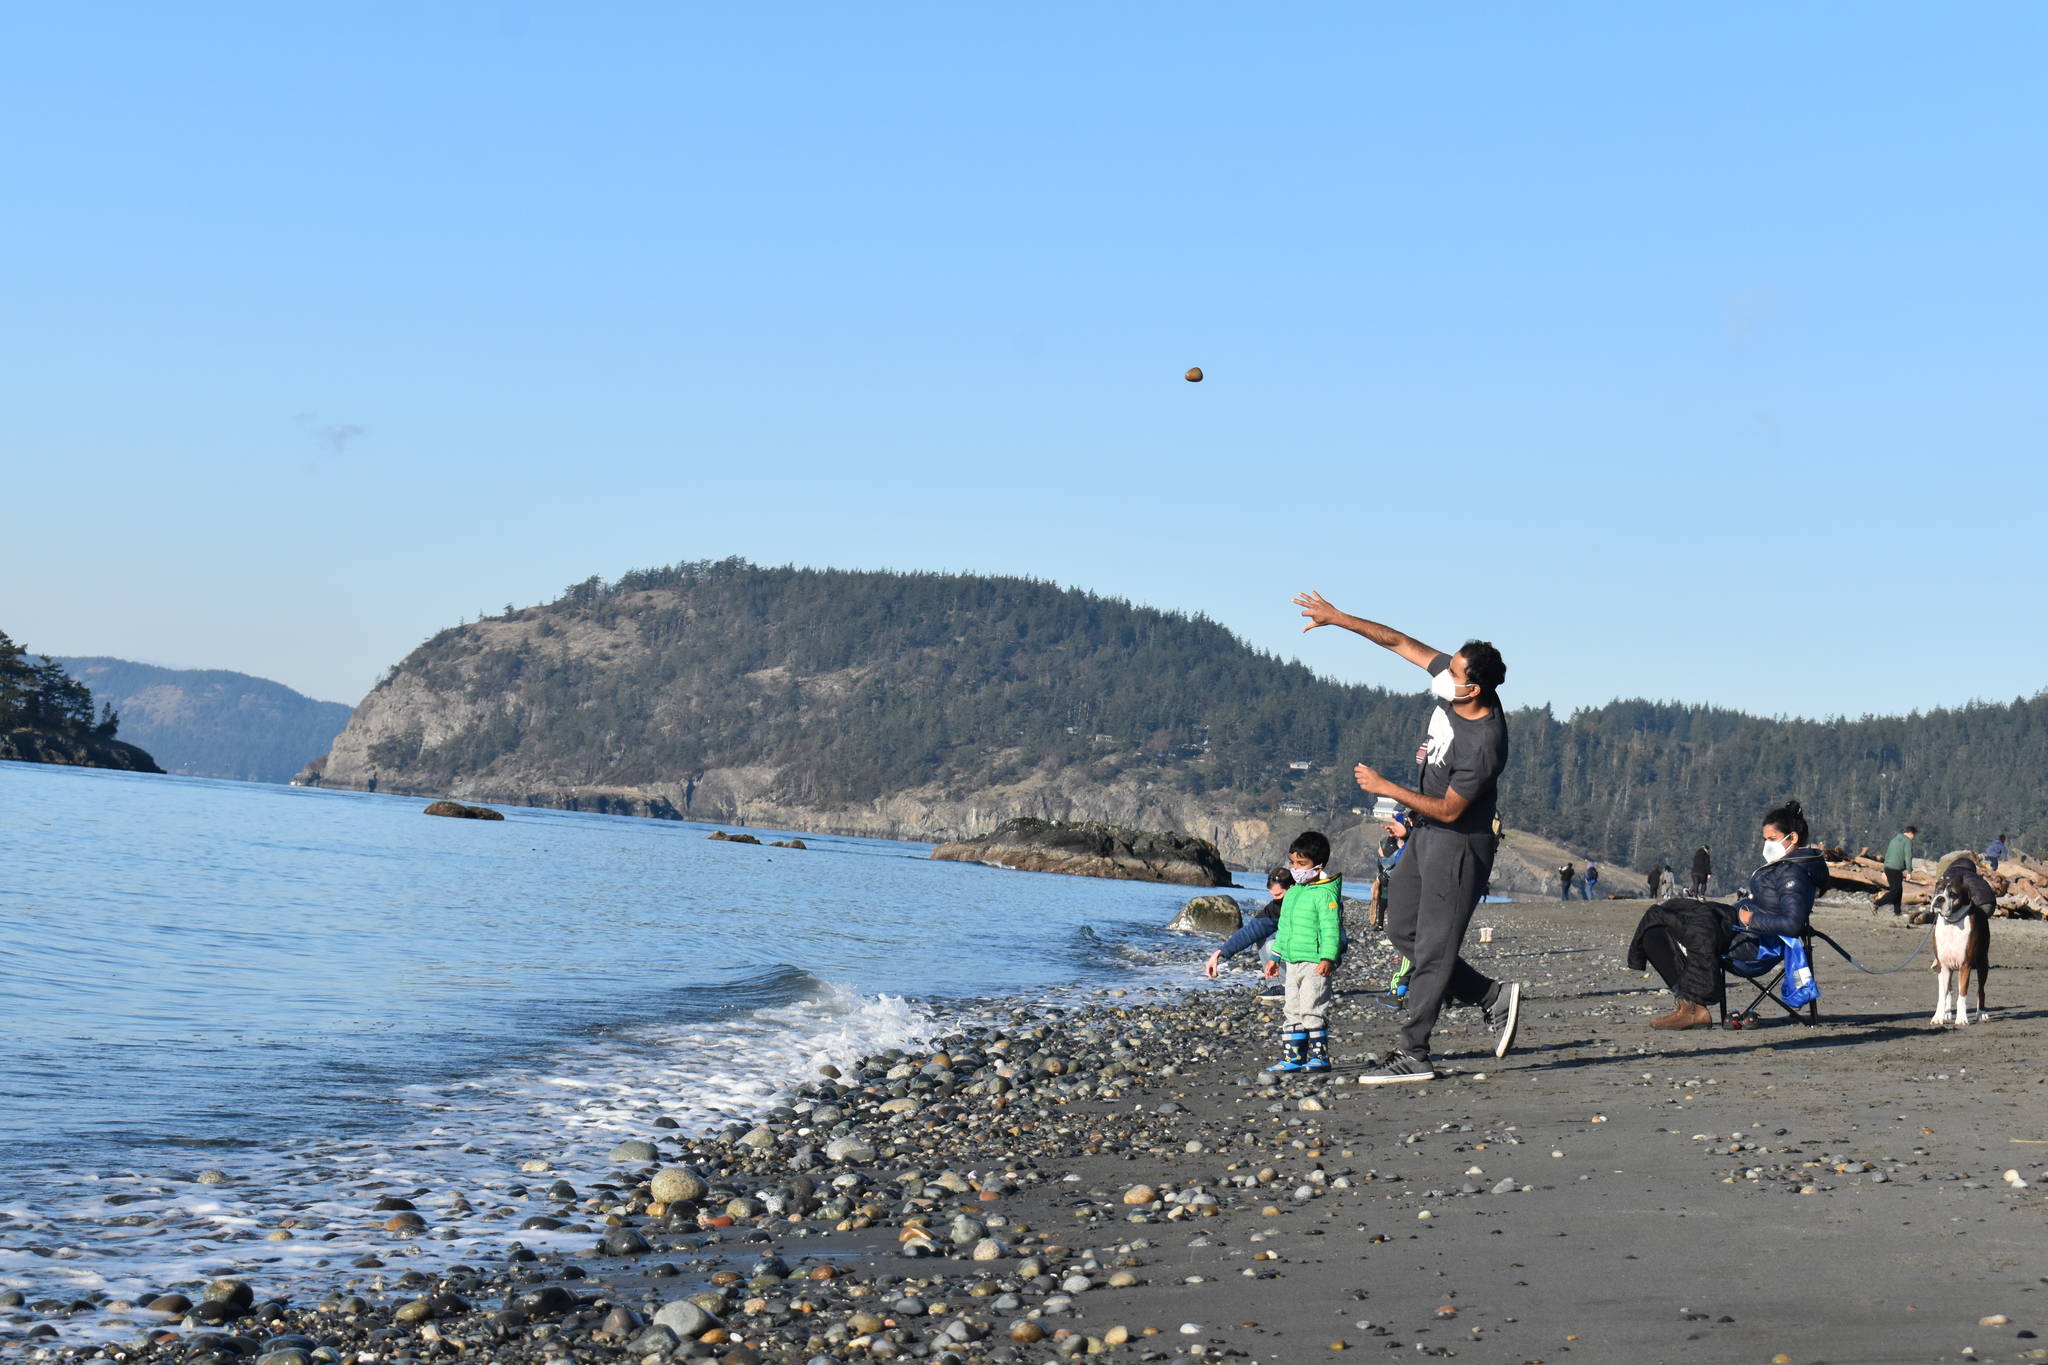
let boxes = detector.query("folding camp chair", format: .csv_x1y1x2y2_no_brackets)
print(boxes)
1720,931,1821,1028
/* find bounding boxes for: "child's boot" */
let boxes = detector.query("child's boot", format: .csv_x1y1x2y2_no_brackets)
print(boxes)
1266,1030,1309,1073
1305,1029,1332,1072
1389,957,1413,998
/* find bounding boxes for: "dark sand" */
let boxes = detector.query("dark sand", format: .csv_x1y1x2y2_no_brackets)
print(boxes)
9,895,2043,1365
1028,898,2048,1364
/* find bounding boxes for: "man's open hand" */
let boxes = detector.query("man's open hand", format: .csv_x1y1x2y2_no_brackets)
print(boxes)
1292,590,1341,632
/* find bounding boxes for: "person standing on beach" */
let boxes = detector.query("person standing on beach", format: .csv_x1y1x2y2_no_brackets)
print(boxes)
1647,864,1664,898
1880,825,1917,914
1984,834,2008,873
1291,590,1522,1084
1261,831,1344,1073
1690,845,1712,898
1556,862,1576,900
1583,861,1600,900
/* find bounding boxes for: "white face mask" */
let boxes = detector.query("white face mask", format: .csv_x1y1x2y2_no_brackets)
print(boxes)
1762,839,1788,863
1430,671,1477,703
1290,865,1320,884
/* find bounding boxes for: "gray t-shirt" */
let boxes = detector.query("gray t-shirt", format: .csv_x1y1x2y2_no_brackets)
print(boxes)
1417,652,1508,836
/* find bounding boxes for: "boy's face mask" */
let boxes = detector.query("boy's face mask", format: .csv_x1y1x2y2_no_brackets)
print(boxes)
1289,865,1321,884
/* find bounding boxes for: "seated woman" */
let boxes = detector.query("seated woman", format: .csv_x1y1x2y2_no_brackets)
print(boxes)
1626,798,1830,1030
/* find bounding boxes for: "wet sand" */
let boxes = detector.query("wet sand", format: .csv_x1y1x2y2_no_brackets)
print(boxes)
8,895,2043,1364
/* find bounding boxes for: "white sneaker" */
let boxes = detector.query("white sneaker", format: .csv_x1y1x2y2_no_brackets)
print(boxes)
1486,981,1523,1059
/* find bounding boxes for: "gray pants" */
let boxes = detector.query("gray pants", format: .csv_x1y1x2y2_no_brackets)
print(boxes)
1384,824,1499,1059
1282,960,1334,1031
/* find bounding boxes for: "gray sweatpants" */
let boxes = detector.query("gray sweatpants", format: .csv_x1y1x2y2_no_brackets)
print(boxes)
1384,824,1499,1059
1282,960,1334,1031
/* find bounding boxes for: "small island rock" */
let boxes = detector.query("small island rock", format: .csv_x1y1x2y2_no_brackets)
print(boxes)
423,800,505,820
932,817,1231,887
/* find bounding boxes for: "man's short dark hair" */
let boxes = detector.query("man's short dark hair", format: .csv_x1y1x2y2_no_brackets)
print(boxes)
1290,830,1331,866
1905,825,1918,836
1459,639,1506,692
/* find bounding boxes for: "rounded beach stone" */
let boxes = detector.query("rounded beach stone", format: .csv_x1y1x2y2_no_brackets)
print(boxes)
652,1299,716,1337
825,1136,877,1163
650,1167,707,1204
609,1139,659,1163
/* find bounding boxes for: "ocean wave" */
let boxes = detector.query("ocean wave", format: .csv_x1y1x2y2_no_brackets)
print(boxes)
0,979,940,1307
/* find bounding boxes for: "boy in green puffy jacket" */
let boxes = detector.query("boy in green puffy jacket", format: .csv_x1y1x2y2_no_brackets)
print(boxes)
1262,830,1344,1072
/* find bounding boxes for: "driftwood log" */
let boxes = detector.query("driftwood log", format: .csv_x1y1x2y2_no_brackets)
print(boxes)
1821,846,2044,919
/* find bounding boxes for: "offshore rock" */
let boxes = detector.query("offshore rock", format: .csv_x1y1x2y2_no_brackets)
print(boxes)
931,817,1231,887
422,800,505,820
1167,894,1245,935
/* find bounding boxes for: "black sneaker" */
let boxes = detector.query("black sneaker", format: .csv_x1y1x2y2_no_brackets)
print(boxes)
1357,1049,1435,1084
1484,981,1523,1059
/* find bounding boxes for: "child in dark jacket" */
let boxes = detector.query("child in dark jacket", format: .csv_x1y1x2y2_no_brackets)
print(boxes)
1205,869,1290,1000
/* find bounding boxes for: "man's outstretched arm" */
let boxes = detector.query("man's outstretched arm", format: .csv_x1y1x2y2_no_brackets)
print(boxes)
1291,591,1439,670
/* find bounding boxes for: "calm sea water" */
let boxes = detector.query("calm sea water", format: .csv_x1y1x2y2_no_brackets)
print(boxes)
0,761,1233,1304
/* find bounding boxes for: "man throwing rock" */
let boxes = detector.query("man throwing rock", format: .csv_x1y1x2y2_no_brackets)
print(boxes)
1293,590,1523,1083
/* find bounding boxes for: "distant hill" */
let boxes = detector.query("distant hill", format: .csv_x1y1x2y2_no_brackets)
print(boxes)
57,658,351,784
298,557,2048,872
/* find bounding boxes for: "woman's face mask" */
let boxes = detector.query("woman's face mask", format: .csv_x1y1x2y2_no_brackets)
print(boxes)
1430,670,1479,703
1762,838,1789,863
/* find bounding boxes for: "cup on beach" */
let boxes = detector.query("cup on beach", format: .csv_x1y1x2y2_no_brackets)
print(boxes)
1478,926,1494,944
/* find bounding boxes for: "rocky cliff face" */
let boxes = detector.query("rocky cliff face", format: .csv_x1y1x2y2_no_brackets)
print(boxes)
297,600,1300,864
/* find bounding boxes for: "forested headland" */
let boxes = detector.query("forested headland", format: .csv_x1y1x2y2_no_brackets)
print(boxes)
302,559,2044,871
0,631,162,774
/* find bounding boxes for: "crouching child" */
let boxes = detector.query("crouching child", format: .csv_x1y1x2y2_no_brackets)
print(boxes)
1264,830,1344,1073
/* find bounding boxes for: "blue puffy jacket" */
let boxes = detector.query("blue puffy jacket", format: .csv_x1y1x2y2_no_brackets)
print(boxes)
1733,846,1829,937
1215,897,1283,960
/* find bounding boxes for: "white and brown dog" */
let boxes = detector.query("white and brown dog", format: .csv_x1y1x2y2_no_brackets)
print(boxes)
1929,883,1991,1027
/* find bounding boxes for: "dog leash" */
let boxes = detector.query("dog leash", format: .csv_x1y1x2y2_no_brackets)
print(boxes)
1812,922,1936,976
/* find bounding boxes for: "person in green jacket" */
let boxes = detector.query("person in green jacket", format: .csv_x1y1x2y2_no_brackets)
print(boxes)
1261,830,1344,1073
1879,825,1917,915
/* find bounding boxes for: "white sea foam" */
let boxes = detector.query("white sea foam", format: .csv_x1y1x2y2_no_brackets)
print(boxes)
0,982,939,1312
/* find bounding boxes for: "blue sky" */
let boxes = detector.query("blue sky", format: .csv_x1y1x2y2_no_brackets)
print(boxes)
4,3,2042,717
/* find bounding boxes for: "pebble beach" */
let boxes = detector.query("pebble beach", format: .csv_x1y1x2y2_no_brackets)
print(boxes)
6,892,2044,1365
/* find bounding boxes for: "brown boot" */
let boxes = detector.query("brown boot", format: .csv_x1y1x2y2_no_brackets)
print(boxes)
1650,1000,1713,1030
